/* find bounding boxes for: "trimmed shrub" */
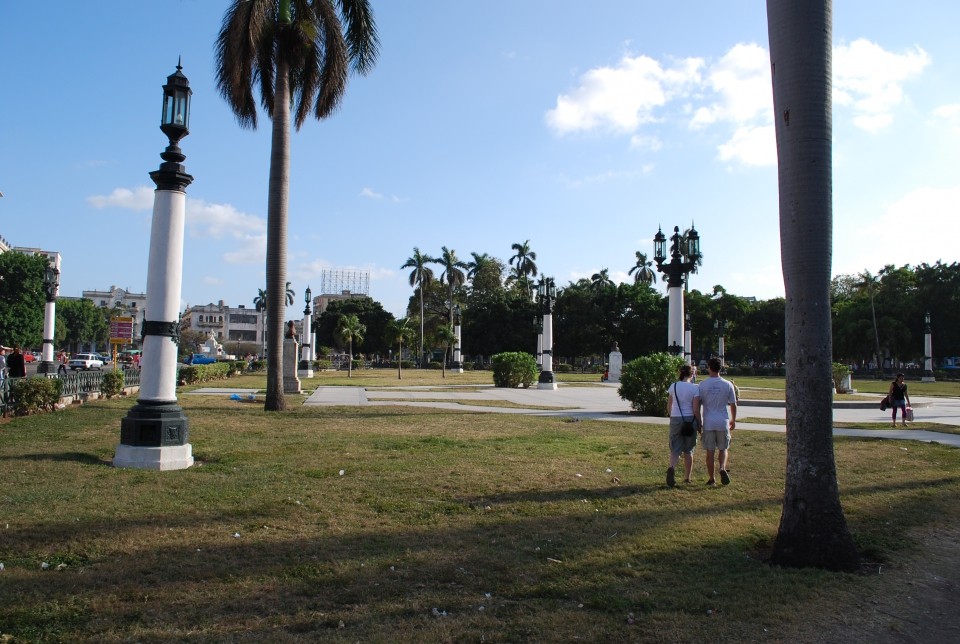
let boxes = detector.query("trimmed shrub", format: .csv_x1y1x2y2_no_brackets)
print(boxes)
462,362,475,371
832,362,851,393
491,352,538,388
617,352,685,416
554,363,573,373
230,360,247,376
249,359,266,372
314,359,333,371
178,362,232,385
101,370,125,399
427,361,443,370
11,376,62,415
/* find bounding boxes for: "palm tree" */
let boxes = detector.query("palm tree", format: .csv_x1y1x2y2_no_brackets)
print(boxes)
767,0,859,571
433,247,468,328
215,0,379,411
509,240,538,281
434,324,456,379
337,314,365,378
401,247,435,366
856,270,883,376
590,268,614,294
253,288,268,355
628,252,657,285
386,317,414,380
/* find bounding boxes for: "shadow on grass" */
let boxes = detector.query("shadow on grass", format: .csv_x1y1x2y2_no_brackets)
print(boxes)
0,451,109,466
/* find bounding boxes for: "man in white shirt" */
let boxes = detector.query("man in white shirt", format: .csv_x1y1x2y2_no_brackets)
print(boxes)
696,357,737,486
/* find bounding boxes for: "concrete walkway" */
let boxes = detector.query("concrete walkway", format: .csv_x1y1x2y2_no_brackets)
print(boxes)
297,382,960,448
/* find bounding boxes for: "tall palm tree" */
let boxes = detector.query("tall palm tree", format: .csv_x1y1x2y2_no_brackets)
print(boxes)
434,324,456,379
767,0,859,571
590,268,614,294
509,240,538,281
628,252,657,285
401,247,435,366
433,247,468,328
283,281,295,307
466,252,492,282
386,317,414,380
856,270,883,376
337,314,365,378
253,288,268,355
216,0,379,411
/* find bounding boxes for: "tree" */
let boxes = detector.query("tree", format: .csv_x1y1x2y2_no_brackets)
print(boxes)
401,247,435,366
253,287,267,355
433,324,456,378
315,297,393,355
337,314,365,378
386,317,414,379
509,240,538,282
56,298,108,353
433,247,467,328
466,252,504,296
0,252,47,349
855,270,883,376
216,0,379,410
629,251,657,285
767,0,859,571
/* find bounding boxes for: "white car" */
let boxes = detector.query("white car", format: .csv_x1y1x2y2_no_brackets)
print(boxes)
69,353,104,371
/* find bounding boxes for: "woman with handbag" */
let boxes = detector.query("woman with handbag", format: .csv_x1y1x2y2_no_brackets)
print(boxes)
889,373,912,427
665,364,700,487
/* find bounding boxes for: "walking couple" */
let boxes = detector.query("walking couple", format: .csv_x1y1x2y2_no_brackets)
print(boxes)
665,357,738,487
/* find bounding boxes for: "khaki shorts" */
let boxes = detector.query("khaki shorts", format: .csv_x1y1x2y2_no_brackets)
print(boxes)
702,429,731,451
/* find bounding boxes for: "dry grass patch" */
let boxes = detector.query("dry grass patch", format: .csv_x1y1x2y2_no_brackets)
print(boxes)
1,397,958,641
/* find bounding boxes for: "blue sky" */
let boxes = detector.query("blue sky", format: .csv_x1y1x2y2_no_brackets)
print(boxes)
2,1,958,319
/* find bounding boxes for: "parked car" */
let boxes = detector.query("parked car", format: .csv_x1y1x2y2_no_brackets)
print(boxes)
97,353,112,365
184,353,217,365
69,353,104,371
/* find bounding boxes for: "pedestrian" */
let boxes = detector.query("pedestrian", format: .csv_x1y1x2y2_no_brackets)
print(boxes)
665,363,700,487
7,346,27,379
888,373,911,427
0,347,7,381
57,350,68,375
696,357,738,486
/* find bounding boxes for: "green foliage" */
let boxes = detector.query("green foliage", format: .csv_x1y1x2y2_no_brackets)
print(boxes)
832,362,852,393
491,352,538,388
56,298,109,351
554,363,573,373
314,359,333,370
178,363,233,385
249,359,266,372
427,361,442,370
101,371,125,399
317,300,392,354
617,352,685,416
10,376,62,415
0,252,47,348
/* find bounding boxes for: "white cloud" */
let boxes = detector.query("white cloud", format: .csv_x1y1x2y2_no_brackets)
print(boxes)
833,39,930,133
546,54,703,135
87,186,154,210
718,124,776,167
932,104,960,133
691,43,771,128
360,187,383,199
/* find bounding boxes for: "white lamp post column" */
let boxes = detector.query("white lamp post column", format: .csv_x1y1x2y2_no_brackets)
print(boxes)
299,286,314,378
452,304,463,373
922,311,935,382
683,312,692,366
115,61,194,471
37,254,61,375
537,277,558,390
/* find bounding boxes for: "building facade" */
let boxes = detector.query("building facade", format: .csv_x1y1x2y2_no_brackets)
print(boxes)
180,301,264,350
82,285,148,344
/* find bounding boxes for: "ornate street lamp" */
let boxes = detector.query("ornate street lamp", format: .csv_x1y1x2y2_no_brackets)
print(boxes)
684,312,692,365
653,224,701,362
299,286,314,378
115,61,194,471
37,254,61,375
922,311,935,382
537,277,558,390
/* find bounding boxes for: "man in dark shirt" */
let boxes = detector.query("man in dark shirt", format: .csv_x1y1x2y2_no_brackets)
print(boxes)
7,346,27,378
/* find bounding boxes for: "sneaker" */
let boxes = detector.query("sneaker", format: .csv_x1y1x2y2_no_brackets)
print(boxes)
666,467,676,488
706,479,716,487
719,469,731,486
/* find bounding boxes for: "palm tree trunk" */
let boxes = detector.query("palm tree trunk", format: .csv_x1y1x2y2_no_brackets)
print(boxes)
264,54,291,411
347,338,353,378
767,0,858,571
870,295,882,377
419,287,424,368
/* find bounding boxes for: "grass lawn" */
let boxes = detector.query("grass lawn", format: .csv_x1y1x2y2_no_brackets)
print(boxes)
1,396,959,641
730,375,960,398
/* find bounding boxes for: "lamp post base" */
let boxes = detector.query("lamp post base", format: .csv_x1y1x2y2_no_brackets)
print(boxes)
113,443,194,470
537,371,557,390
37,361,58,376
922,371,936,383
298,359,314,379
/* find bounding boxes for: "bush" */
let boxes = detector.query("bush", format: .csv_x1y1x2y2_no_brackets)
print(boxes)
230,360,247,376
462,362,475,371
178,362,232,385
101,370,125,399
491,352,538,388
11,376,62,415
554,363,573,373
617,352,685,416
427,361,443,370
249,359,266,372
832,362,852,393
314,359,333,371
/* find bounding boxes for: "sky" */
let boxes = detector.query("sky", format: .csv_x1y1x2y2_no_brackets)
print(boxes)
2,1,959,320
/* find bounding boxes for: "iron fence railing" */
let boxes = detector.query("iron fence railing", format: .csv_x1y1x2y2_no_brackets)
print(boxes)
1,369,142,417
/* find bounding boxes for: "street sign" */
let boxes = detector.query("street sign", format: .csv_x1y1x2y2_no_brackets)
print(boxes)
110,316,135,344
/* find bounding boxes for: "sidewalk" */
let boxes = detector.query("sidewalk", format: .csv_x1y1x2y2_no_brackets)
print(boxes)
300,383,960,448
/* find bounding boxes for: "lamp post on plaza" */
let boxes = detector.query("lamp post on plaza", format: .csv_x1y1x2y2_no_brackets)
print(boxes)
452,304,463,373
36,254,61,375
653,224,701,360
114,61,194,471
299,286,314,378
714,319,727,369
537,277,558,390
922,311,935,382
683,312,692,366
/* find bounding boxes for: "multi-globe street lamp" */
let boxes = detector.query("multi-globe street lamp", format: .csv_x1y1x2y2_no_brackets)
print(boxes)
37,254,61,375
536,277,558,390
654,224,701,364
115,61,194,471
299,286,314,378
452,303,463,373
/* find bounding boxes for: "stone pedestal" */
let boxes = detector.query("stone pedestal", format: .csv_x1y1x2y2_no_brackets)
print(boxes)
608,347,623,383
284,337,301,394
